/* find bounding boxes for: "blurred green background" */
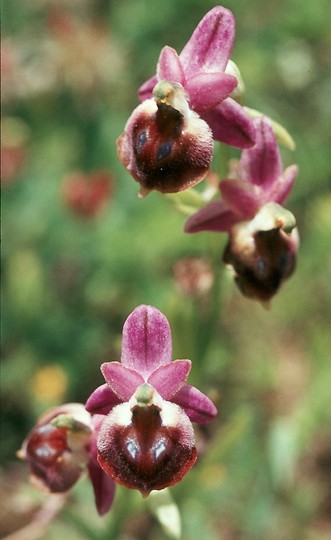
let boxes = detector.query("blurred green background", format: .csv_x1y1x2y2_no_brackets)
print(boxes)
1,0,331,539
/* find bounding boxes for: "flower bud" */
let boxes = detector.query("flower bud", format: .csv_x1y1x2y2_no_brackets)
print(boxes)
97,384,197,496
18,404,92,493
117,81,213,197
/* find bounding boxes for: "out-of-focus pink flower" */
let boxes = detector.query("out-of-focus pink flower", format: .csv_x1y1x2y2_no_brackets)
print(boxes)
2,11,124,104
61,170,113,218
1,40,21,104
46,8,124,95
185,117,299,302
86,305,217,495
139,6,256,148
173,257,214,297
46,7,76,39
19,404,115,516
1,117,28,186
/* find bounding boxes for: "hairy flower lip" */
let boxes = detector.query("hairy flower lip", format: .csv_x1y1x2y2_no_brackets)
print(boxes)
223,224,299,302
97,392,198,496
117,87,214,195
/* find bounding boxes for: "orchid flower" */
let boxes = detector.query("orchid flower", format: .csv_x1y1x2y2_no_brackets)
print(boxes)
185,117,299,302
18,403,115,516
139,6,256,148
117,6,256,197
86,305,217,495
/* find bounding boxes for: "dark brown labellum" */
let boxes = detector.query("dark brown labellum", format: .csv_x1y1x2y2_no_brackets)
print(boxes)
117,96,213,195
223,227,296,302
97,402,197,495
132,103,211,193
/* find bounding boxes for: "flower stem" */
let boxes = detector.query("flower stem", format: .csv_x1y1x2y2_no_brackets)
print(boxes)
217,142,231,178
2,494,67,540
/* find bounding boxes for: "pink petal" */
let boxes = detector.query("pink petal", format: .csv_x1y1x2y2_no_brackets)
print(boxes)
120,305,173,376
138,75,157,102
180,7,235,77
85,383,122,414
157,46,185,85
268,164,298,205
239,117,282,187
88,415,116,516
186,72,237,112
202,98,256,148
147,360,191,400
220,179,262,219
101,362,144,401
184,199,239,233
172,385,218,424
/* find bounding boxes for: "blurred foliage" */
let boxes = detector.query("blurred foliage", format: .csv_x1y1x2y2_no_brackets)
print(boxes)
1,0,331,539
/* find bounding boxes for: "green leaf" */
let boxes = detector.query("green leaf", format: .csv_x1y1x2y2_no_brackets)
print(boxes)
267,417,298,488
